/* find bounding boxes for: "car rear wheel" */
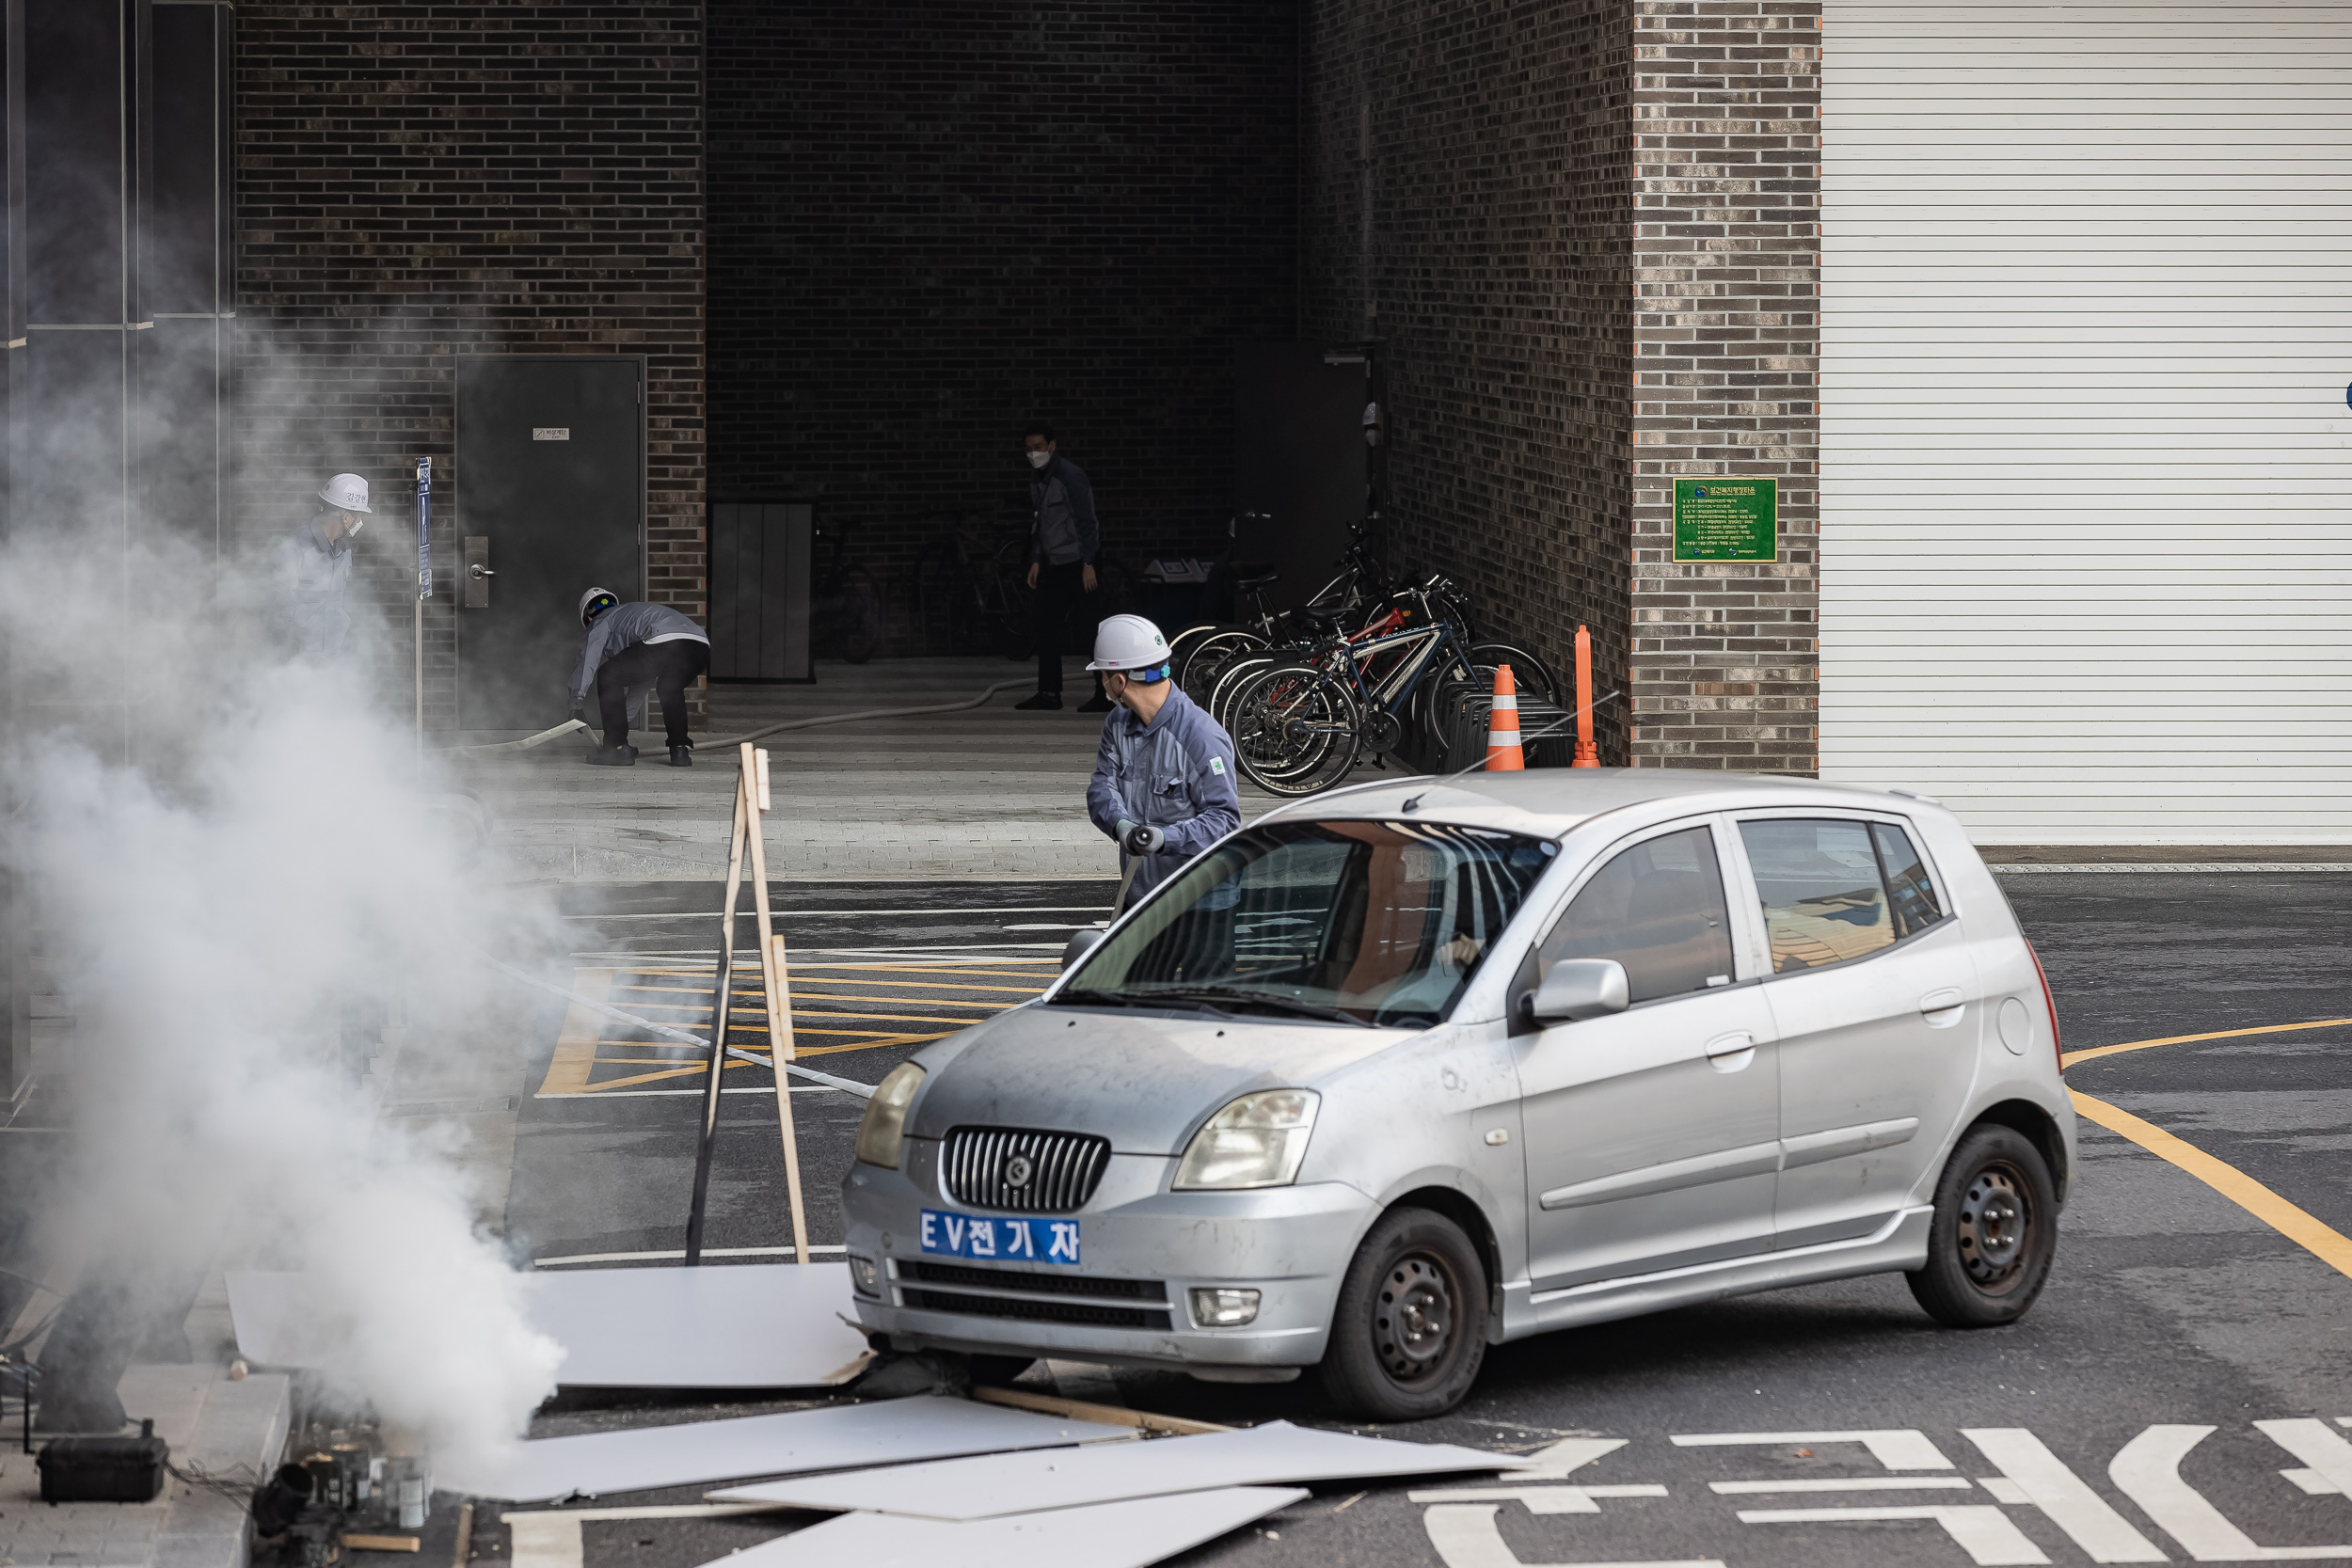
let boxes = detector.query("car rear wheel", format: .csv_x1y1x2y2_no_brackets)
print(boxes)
1908,1123,2058,1327
1318,1207,1487,1420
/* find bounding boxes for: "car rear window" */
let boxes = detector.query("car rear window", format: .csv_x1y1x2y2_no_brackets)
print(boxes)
1739,818,1898,973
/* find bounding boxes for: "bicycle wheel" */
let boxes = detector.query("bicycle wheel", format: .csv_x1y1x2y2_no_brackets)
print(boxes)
1208,651,1279,728
1179,628,1267,709
1465,641,1562,706
1231,664,1361,796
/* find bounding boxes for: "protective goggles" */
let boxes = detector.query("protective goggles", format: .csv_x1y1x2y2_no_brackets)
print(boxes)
1110,661,1173,684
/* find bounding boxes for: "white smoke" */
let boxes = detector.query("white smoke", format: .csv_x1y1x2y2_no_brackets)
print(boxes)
4,527,564,1474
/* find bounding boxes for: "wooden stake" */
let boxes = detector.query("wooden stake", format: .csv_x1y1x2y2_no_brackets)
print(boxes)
683,764,751,1263
740,744,811,1265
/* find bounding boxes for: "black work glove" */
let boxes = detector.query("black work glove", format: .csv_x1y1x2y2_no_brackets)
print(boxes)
1122,823,1167,855
568,704,585,723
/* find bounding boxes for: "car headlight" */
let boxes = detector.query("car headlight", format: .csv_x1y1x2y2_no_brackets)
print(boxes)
854,1063,925,1169
1172,1089,1320,1190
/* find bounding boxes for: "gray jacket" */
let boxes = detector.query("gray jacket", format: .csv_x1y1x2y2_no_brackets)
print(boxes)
287,519,354,656
567,601,710,708
1087,687,1242,899
1028,456,1100,566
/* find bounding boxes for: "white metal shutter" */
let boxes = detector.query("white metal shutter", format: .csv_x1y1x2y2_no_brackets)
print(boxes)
1819,2,2352,844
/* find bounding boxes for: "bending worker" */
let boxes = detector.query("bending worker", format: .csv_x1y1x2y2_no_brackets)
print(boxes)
1085,614,1241,903
568,588,711,768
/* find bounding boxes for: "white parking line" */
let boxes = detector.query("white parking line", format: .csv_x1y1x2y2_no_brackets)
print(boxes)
1671,1429,1952,1470
1963,1428,2169,1562
1708,1476,1973,1494
1735,1504,2049,1566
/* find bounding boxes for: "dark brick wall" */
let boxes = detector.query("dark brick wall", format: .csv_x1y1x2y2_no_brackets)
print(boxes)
233,2,706,727
1626,1,1820,773
1302,0,1639,761
707,1,1299,651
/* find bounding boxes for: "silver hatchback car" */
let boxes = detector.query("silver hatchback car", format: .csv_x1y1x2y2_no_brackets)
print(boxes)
841,771,2074,1419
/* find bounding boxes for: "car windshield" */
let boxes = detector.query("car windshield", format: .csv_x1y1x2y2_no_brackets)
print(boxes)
1057,820,1558,1026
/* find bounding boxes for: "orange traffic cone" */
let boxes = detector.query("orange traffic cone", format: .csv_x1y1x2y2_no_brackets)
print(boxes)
1572,625,1599,768
1485,664,1525,771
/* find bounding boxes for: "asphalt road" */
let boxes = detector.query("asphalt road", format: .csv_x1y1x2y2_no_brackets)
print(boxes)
472,870,2352,1568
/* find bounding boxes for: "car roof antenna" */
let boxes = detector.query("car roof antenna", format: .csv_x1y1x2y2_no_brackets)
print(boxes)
1400,690,1623,813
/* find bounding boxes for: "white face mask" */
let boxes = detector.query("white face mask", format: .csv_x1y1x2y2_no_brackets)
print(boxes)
1026,450,1052,469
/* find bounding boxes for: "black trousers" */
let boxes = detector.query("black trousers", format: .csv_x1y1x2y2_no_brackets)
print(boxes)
1032,561,1104,696
596,638,711,747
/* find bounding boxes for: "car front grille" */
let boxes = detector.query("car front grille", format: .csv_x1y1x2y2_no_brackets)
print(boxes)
940,1126,1111,1214
899,1287,1172,1332
899,1259,1167,1303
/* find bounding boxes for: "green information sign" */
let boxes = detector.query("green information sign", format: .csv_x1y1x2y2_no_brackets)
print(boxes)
1672,479,1778,562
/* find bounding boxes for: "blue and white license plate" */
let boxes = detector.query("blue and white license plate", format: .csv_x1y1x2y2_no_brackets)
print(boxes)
919,1209,1081,1266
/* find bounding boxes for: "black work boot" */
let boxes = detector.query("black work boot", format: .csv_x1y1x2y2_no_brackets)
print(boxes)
668,744,693,768
583,743,638,767
1013,691,1062,711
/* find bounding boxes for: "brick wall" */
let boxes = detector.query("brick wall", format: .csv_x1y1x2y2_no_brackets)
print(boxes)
1300,0,1822,771
233,2,706,727
1302,0,1640,761
707,1,1298,653
1627,1,1820,772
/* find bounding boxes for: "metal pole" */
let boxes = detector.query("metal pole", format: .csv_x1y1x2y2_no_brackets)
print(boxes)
684,771,751,1263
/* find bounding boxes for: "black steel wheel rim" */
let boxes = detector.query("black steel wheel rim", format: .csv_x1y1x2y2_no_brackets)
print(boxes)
1373,1250,1458,1385
1958,1158,2034,1294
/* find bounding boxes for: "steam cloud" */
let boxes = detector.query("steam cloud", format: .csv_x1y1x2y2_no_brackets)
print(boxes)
3,518,564,1472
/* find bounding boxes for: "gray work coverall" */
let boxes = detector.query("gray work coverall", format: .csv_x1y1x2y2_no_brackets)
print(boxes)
286,518,355,656
1087,686,1243,900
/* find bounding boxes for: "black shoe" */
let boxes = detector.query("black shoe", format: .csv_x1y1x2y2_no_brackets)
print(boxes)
583,744,638,767
1013,691,1063,711
668,745,693,768
1076,692,1115,714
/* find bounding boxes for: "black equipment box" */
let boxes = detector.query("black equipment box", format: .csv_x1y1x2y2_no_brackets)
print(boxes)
38,1426,170,1503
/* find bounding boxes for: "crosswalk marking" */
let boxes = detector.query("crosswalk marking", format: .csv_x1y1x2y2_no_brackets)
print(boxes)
1963,1428,2169,1563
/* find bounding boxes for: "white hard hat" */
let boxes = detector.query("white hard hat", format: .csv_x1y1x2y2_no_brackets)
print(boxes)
580,586,621,626
318,473,372,515
1086,613,1173,675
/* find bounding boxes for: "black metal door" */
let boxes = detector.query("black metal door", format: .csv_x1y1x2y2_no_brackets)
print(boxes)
1233,344,1368,614
455,357,644,729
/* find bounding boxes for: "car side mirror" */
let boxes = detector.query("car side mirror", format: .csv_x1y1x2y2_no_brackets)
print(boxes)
1061,927,1106,971
1525,958,1629,1024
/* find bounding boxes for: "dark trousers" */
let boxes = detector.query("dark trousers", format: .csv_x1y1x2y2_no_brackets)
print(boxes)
1033,561,1104,696
596,638,711,747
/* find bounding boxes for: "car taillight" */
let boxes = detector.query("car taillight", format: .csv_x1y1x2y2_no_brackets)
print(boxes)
2024,938,2062,1071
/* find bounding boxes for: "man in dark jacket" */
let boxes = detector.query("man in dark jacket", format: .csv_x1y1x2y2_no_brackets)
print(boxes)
1017,421,1111,712
567,587,711,767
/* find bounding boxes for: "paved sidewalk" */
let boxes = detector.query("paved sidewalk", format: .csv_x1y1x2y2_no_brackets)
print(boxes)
455,657,1286,883
0,1367,290,1568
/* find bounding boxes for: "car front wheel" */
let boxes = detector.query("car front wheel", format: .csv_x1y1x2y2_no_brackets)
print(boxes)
1317,1207,1488,1420
1908,1123,2058,1327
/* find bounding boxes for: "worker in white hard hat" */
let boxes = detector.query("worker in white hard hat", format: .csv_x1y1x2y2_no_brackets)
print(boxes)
567,587,712,767
1083,613,1241,904
285,472,371,656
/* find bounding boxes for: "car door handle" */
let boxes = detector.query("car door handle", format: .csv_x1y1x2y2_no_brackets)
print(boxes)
1704,1030,1757,1072
1919,989,1965,1027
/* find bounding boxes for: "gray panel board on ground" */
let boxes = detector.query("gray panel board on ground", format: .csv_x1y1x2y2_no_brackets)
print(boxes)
708,1418,1524,1520
457,356,644,730
444,1396,1136,1504
708,502,812,682
225,1265,871,1390
717,1485,1307,1568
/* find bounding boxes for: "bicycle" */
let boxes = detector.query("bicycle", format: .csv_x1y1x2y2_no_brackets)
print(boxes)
1227,611,1559,795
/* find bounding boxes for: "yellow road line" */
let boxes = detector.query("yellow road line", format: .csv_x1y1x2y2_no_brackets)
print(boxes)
2071,1089,2352,1283
537,970,613,1097
2061,1015,2352,1069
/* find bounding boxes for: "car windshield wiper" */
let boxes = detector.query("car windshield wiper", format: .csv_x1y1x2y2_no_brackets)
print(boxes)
1130,986,1375,1028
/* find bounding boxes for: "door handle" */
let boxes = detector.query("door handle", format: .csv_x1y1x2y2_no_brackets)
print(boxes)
1919,988,1965,1026
462,535,492,608
469,564,496,578
1704,1030,1757,1072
